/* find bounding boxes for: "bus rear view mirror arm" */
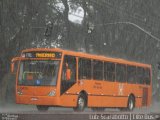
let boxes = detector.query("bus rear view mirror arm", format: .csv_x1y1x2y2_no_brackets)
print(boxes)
11,57,22,73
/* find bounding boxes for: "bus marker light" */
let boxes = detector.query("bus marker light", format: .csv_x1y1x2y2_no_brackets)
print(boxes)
17,91,23,95
17,89,23,95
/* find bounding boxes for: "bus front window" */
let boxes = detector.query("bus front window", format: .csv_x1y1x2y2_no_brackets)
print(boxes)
18,60,60,86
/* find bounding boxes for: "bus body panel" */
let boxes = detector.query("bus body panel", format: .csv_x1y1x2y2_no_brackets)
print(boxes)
58,79,152,108
16,95,60,105
60,95,77,107
16,86,60,105
13,48,152,109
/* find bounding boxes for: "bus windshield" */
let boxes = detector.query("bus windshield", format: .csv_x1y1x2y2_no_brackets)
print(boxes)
18,60,60,86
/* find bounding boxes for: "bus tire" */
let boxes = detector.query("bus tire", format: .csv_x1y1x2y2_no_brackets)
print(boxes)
127,96,135,111
73,94,86,112
36,105,49,112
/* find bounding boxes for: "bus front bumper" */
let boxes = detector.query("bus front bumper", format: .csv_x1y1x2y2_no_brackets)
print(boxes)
16,95,60,106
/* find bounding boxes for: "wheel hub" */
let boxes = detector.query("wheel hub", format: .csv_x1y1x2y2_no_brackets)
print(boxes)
78,97,85,109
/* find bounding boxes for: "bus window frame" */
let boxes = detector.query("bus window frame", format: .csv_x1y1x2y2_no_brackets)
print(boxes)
104,61,116,82
115,63,127,83
78,57,92,80
144,67,151,85
92,59,103,81
126,65,137,84
136,67,146,85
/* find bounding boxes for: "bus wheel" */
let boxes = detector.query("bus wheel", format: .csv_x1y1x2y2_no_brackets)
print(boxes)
37,105,49,112
127,96,135,111
73,94,86,112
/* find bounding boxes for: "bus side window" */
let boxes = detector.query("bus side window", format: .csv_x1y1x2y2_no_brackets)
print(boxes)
116,64,126,83
144,68,151,85
137,67,145,84
127,66,136,84
78,58,91,80
93,60,103,80
104,62,115,82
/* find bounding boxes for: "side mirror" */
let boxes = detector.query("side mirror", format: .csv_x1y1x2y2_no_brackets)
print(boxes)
10,57,21,74
11,62,15,73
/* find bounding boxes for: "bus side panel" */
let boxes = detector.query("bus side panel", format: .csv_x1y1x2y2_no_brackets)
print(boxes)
124,84,144,108
75,81,127,108
87,96,103,107
16,95,61,105
87,96,128,107
147,86,152,106
135,98,142,107
81,80,103,107
100,82,145,108
60,94,77,107
84,81,129,108
101,81,127,107
101,96,128,107
59,83,82,107
124,84,151,108
59,80,105,107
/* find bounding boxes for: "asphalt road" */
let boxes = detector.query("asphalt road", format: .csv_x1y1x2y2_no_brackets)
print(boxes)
0,102,160,113
0,102,160,120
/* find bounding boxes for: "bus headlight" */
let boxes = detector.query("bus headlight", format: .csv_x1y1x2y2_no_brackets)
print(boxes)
48,90,56,96
17,90,23,95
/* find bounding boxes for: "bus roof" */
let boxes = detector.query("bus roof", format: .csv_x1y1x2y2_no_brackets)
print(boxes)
22,48,151,68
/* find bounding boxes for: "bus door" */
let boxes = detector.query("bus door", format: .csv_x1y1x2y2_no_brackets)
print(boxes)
61,55,76,95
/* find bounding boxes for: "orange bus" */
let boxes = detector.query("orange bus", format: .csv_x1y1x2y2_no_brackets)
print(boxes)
11,48,152,111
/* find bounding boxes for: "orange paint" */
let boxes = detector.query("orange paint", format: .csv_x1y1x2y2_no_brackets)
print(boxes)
12,48,152,109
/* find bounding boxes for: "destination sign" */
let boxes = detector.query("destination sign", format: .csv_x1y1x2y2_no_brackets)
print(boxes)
24,52,61,58
36,53,55,58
